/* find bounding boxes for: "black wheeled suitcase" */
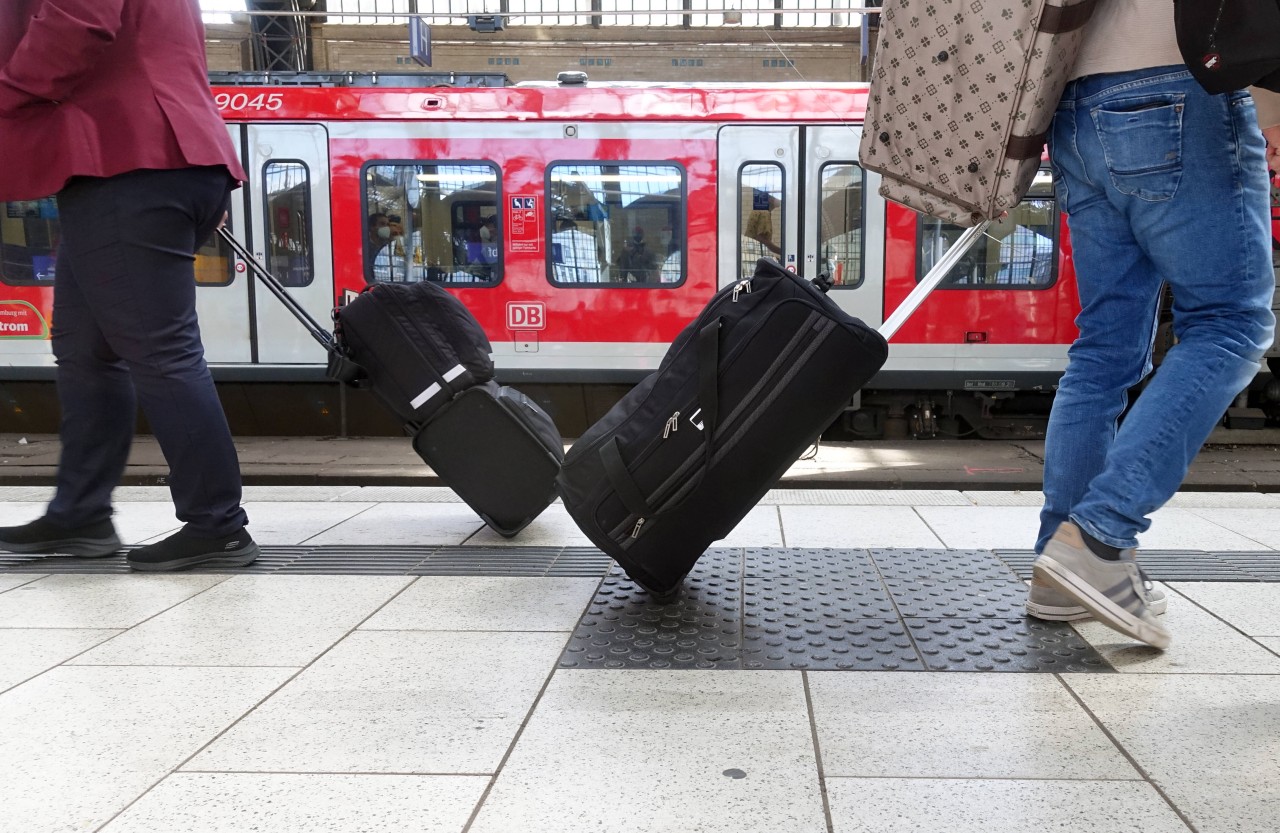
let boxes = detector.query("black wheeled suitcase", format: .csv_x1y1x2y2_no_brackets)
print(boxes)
556,258,889,600
218,229,564,536
412,381,564,537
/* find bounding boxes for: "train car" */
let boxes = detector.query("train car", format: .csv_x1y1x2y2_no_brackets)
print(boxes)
2,72,1278,438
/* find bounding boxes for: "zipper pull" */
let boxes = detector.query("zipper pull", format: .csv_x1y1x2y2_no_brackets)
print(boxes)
663,411,680,438
732,278,752,301
631,518,645,539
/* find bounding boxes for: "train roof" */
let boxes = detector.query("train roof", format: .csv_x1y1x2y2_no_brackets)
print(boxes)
211,77,872,123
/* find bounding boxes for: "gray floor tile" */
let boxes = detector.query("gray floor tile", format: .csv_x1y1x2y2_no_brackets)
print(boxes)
0,628,122,691
1068,674,1280,833
72,575,412,667
0,665,294,833
808,672,1138,779
188,630,565,774
468,670,826,833
237,501,377,545
826,778,1190,833
301,503,486,546
99,773,487,833
1073,584,1280,673
0,574,43,592
360,576,600,631
0,574,227,629
1169,581,1280,636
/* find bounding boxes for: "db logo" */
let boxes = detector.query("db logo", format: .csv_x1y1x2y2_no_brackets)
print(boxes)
506,302,545,330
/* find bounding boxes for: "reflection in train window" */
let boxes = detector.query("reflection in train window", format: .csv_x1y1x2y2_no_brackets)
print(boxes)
364,162,500,285
738,163,784,278
0,198,59,285
194,219,235,286
818,163,866,288
263,161,313,287
547,163,685,286
917,169,1059,289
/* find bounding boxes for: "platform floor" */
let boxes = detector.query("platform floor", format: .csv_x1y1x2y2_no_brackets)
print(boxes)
2,486,1279,832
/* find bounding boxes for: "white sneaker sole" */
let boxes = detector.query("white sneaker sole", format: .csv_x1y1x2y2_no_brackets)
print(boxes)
1026,593,1168,622
1033,556,1171,650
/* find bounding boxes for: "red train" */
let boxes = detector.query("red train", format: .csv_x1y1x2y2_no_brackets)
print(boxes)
2,73,1278,437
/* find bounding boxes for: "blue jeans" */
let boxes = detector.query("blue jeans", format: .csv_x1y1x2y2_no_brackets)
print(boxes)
1038,66,1276,552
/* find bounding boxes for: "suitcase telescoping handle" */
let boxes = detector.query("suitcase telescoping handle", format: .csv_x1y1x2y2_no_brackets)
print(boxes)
216,228,365,383
878,221,990,340
216,227,336,352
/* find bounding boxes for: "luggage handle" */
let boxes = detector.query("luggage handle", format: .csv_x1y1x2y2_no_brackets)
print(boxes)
217,227,336,353
217,228,366,384
878,221,989,340
599,317,722,526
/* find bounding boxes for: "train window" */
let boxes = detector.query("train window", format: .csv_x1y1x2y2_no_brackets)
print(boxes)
547,163,685,286
738,163,784,279
818,163,866,288
0,197,234,287
363,161,500,285
194,219,235,286
0,198,58,285
263,161,313,287
917,169,1059,289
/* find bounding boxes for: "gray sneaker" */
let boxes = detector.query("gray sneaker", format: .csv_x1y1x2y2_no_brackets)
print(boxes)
1032,521,1171,649
1027,573,1168,621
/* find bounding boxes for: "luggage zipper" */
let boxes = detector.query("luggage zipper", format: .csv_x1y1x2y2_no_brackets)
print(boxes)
611,307,831,547
731,278,752,302
662,412,680,438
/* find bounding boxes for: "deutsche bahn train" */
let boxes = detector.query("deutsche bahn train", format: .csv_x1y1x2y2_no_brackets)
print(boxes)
2,72,1278,437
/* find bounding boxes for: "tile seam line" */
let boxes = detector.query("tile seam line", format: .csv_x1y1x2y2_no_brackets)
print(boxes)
1053,673,1201,833
294,500,385,546
1163,581,1280,643
0,574,237,697
801,670,838,833
460,572,608,833
87,573,426,833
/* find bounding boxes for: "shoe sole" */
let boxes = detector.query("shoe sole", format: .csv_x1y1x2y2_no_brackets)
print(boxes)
0,535,123,558
127,543,260,573
1025,595,1168,622
1034,556,1171,650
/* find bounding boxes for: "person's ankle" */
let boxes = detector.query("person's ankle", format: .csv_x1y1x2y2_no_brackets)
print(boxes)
1079,527,1123,561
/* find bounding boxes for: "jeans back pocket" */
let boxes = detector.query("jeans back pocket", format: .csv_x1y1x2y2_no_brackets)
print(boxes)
1091,95,1185,202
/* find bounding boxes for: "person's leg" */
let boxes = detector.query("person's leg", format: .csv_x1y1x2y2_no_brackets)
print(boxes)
51,168,252,566
1036,69,1274,647
1036,77,1167,554
45,235,137,527
1071,80,1275,546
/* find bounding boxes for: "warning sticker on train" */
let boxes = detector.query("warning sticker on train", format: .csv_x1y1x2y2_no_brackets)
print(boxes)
509,196,541,253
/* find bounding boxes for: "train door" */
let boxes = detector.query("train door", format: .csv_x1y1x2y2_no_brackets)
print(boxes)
193,124,252,363
801,125,884,329
715,125,883,327
716,126,800,287
242,124,333,364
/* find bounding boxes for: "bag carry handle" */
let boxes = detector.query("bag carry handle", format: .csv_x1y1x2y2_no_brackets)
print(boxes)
599,316,723,525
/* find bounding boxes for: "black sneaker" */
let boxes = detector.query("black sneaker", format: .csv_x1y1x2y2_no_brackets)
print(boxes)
0,516,122,558
127,528,260,572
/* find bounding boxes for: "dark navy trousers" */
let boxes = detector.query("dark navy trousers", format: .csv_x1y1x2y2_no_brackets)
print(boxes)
46,166,248,537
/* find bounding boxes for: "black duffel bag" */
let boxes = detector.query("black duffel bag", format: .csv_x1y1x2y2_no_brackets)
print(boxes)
557,259,888,600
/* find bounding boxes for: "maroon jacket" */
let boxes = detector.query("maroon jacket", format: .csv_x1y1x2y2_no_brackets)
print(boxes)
0,0,247,201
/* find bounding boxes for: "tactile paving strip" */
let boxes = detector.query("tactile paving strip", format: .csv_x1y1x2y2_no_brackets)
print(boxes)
0,545,610,576
561,548,1119,672
560,550,743,670
995,549,1280,582
906,618,1110,673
